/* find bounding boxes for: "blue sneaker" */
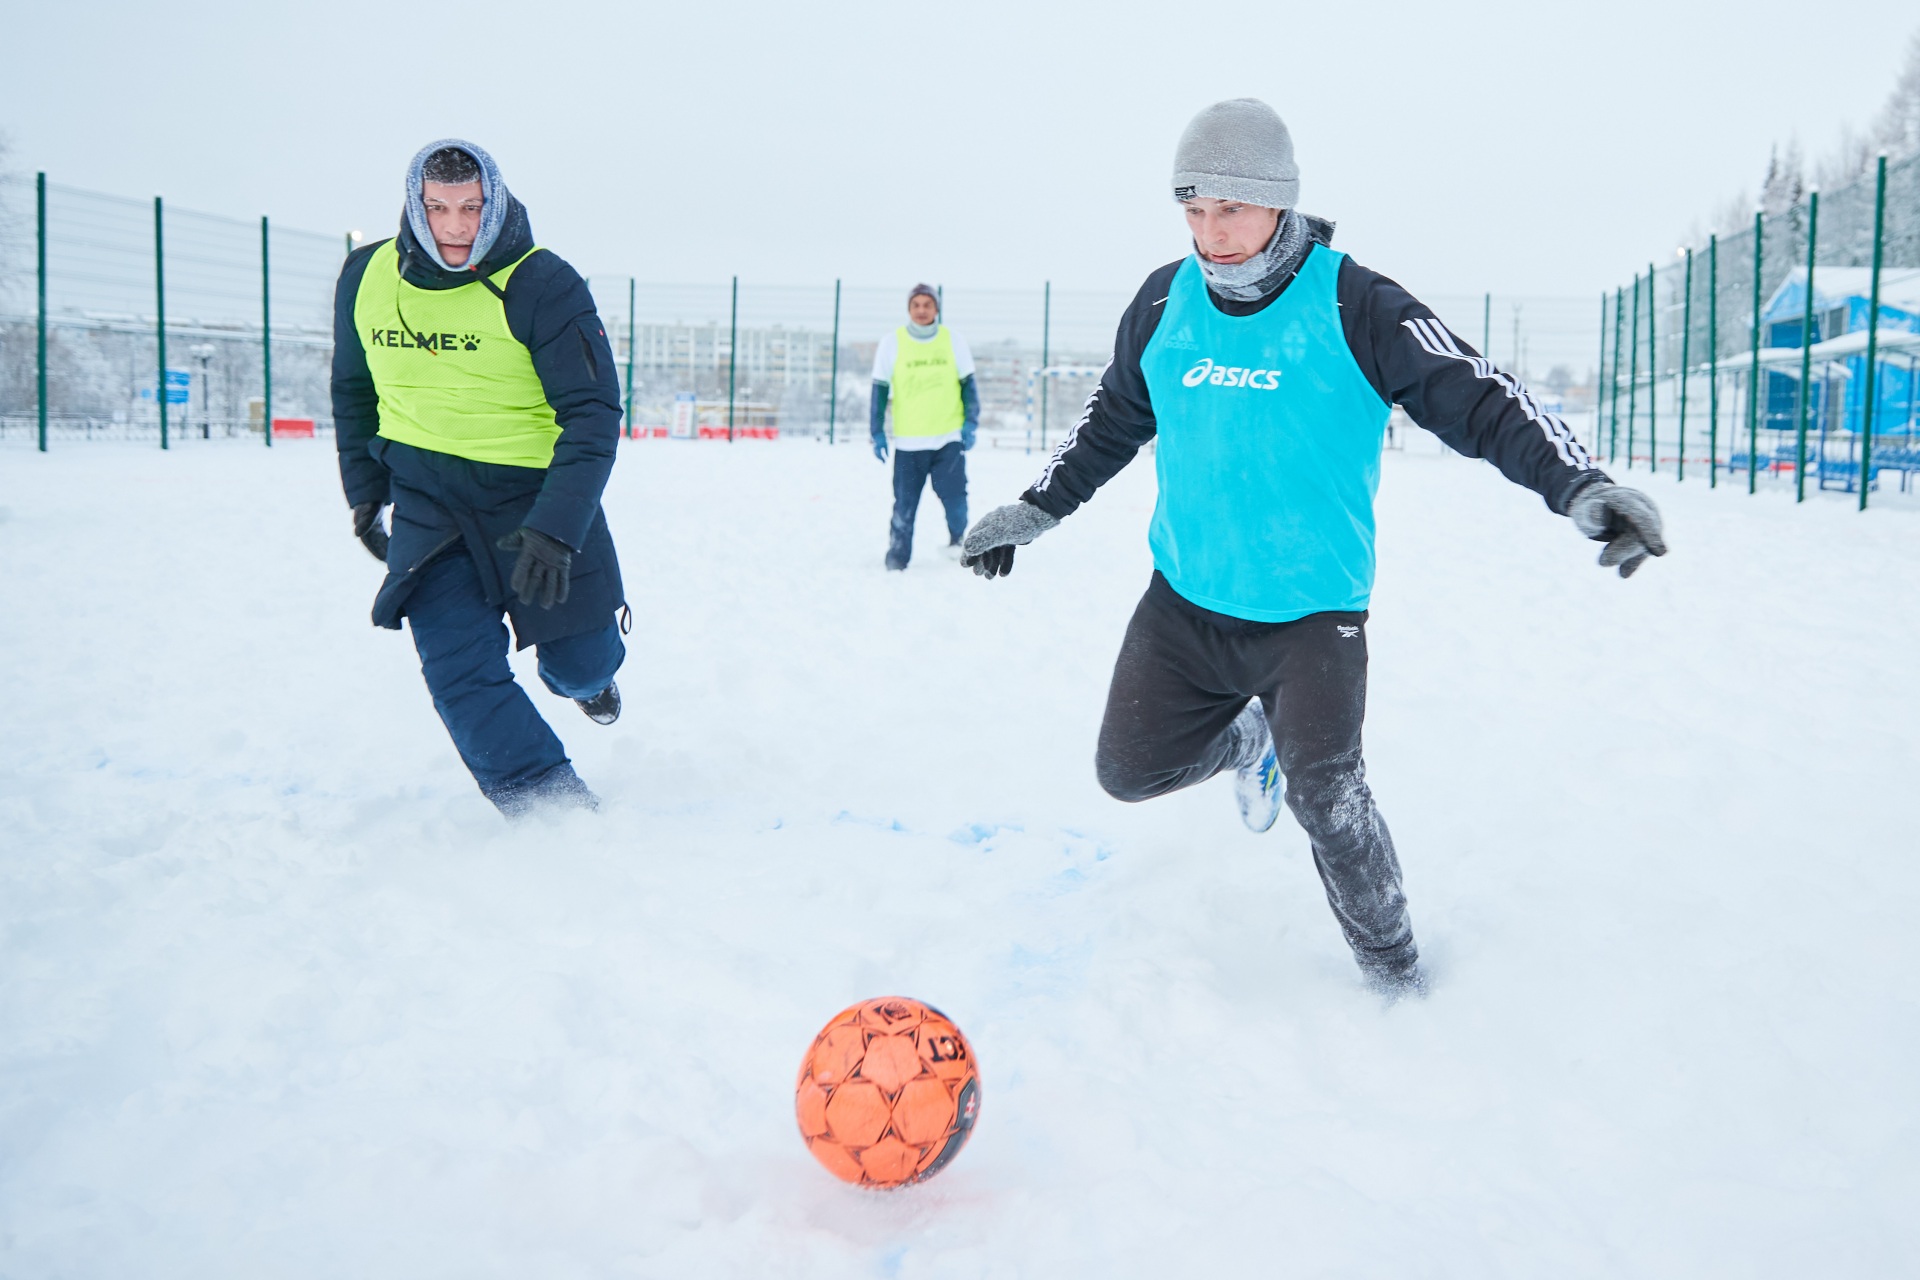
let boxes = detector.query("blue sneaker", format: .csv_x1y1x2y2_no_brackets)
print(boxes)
1230,701,1282,834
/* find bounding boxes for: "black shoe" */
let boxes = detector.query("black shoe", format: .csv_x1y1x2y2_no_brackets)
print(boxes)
575,681,621,725
1361,960,1430,1004
490,765,600,818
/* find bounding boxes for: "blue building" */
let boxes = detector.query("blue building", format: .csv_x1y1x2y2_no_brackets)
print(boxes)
1760,267,1920,442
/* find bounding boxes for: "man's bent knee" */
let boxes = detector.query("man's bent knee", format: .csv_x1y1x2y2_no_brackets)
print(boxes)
1095,750,1177,803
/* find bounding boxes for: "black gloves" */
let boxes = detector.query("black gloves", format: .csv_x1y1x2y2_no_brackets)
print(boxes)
1568,482,1669,578
351,501,389,563
960,500,1061,579
497,526,573,608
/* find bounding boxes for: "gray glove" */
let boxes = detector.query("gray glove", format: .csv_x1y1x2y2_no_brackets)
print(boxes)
960,500,1060,579
1568,482,1668,578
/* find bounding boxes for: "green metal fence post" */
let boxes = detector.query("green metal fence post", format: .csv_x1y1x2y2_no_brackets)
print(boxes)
261,215,273,447
1860,155,1887,510
827,278,841,445
36,172,47,453
727,275,738,444
1610,288,1624,462
625,278,636,440
1748,210,1763,494
1627,272,1640,469
1482,292,1490,354
1041,280,1052,451
1596,292,1607,452
1794,190,1819,503
155,195,168,451
1647,261,1658,473
1708,234,1719,489
1678,248,1692,482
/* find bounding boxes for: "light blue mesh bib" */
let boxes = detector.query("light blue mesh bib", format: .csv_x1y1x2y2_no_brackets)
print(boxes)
1141,247,1390,622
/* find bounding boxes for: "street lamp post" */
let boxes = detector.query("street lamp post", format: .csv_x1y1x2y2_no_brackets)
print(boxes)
190,342,216,439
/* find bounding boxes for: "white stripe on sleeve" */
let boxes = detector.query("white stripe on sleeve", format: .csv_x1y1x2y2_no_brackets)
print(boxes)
1399,317,1593,470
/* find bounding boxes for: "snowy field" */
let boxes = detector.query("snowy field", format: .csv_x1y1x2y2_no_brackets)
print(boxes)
3,433,1918,1278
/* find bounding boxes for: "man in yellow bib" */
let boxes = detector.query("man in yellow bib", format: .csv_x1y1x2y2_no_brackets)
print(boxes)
331,139,627,815
870,284,980,569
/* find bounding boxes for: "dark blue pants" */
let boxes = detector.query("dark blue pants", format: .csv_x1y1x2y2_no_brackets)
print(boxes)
888,442,968,569
406,548,625,812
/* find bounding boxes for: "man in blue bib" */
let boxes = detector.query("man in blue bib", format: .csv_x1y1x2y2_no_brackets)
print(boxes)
961,99,1666,998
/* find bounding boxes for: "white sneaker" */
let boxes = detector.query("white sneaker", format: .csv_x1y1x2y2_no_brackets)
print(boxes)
1230,700,1282,834
943,541,964,562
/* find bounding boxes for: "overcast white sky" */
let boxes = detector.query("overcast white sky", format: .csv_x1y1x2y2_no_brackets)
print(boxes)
3,0,1913,302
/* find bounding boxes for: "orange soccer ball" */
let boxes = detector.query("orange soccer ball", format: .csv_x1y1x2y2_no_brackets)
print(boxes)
794,996,981,1188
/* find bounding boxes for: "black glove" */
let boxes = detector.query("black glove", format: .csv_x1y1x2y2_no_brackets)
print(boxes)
497,526,573,608
1568,482,1668,578
351,501,389,563
960,500,1061,579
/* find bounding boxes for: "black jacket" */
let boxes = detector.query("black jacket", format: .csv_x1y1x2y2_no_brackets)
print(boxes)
1023,226,1607,523
331,199,625,646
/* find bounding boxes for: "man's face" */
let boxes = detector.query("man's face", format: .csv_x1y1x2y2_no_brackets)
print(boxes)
422,180,484,267
908,294,939,326
1182,197,1282,265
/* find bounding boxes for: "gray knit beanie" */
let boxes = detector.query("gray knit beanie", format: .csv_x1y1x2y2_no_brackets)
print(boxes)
1171,99,1299,210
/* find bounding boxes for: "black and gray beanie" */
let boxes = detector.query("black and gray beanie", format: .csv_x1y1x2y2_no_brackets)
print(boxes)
907,282,939,307
1171,98,1299,210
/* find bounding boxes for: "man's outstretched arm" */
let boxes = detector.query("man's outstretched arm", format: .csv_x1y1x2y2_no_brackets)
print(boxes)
1338,257,1666,575
963,264,1175,577
1018,262,1176,520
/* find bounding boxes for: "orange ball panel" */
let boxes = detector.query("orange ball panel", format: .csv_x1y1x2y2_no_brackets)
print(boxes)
857,1135,919,1186
916,1024,975,1083
807,1024,868,1087
891,1076,957,1146
857,1034,925,1095
822,1079,889,1148
794,1079,830,1138
808,1136,865,1184
857,998,925,1034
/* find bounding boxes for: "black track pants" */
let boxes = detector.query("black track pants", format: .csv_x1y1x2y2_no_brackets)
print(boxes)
1095,579,1415,973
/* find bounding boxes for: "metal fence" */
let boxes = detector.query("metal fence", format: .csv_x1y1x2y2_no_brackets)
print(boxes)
0,173,344,446
2,171,1606,453
1597,149,1920,508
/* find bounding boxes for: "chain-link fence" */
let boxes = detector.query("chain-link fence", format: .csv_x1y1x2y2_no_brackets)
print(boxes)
1598,150,1920,506
2,171,1608,453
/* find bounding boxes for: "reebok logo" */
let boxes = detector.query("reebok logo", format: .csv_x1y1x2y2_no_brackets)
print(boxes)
1181,357,1282,390
368,328,482,352
1173,185,1197,200
1337,625,1360,639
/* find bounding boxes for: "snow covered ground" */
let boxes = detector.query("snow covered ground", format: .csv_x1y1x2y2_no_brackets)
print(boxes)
2,433,1917,1277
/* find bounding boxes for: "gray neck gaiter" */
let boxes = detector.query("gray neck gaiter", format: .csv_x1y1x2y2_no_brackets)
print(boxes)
1195,208,1311,302
906,320,939,340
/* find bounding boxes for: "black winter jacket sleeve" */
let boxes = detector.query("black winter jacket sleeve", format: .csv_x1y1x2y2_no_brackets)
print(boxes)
328,239,623,551
500,251,623,551
331,244,388,509
1022,247,1608,520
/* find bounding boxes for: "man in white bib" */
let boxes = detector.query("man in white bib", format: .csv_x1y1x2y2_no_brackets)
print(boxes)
870,284,981,570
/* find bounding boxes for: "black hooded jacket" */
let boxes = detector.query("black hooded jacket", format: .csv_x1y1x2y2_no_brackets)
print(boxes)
331,197,626,646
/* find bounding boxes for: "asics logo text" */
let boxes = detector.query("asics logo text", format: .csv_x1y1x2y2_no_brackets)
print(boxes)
1181,357,1282,390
